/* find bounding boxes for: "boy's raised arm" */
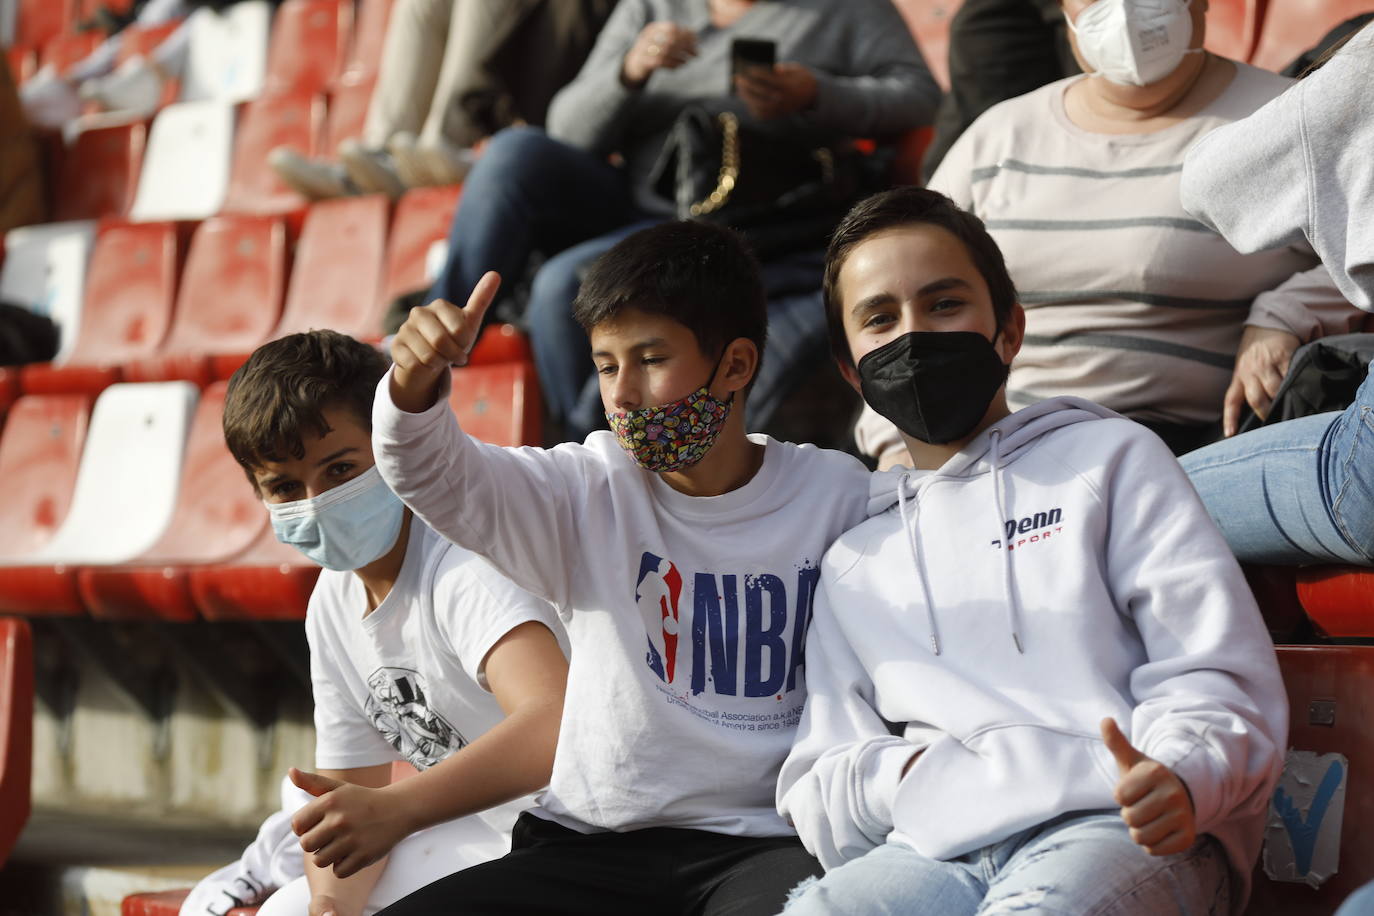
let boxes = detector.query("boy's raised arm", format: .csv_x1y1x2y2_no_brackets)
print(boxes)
777,574,925,871
375,273,587,606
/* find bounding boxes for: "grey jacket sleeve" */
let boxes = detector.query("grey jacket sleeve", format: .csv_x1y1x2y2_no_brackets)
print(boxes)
800,0,941,137
545,0,652,156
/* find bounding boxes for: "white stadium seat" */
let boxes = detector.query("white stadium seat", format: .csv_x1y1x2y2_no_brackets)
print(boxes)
128,100,236,221
0,220,97,365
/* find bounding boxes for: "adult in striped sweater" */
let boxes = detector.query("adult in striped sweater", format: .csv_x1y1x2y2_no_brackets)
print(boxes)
855,0,1366,467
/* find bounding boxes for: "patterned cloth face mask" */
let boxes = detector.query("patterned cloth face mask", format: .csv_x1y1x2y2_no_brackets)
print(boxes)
606,354,735,473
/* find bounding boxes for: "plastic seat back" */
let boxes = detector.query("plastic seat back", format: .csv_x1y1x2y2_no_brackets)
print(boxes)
448,362,542,448
1250,0,1373,71
40,32,103,73
0,394,91,559
13,0,68,48
1204,0,1264,62
383,185,462,306
0,220,98,365
189,526,319,622
7,46,37,85
223,90,325,215
0,617,33,868
155,215,288,358
59,221,181,367
263,0,352,97
275,194,389,338
119,382,265,565
114,22,184,67
54,122,147,222
24,382,198,565
129,100,235,221
181,1,270,103
339,0,396,83
888,0,965,90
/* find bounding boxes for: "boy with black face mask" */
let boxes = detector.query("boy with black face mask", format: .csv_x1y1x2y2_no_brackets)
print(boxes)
775,187,1288,916
371,221,871,915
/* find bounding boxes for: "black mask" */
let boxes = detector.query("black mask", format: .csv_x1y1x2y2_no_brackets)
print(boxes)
857,331,1009,444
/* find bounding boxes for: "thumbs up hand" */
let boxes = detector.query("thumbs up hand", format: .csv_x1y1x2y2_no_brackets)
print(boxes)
1100,718,1197,857
289,767,412,878
390,271,502,414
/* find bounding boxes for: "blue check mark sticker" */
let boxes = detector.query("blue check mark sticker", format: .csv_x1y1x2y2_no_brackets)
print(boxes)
1273,759,1345,877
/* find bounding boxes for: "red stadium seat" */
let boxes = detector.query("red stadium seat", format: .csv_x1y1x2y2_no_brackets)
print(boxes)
78,382,266,622
889,0,965,90
122,889,256,916
338,0,395,83
222,91,326,215
114,22,183,67
382,185,461,307
0,369,19,418
6,45,37,85
273,194,389,338
189,528,319,622
52,122,147,222
12,0,69,49
1203,0,1264,62
125,215,289,386
262,0,352,97
20,221,181,397
1248,646,1374,915
0,395,91,561
39,32,102,73
323,75,374,152
1295,567,1374,638
0,616,33,869
1250,0,1372,71
448,362,543,448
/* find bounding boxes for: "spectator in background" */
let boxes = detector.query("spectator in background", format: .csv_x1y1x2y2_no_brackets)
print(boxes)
270,0,616,199
922,0,1079,179
0,58,45,230
421,0,939,441
1179,22,1374,568
855,0,1366,470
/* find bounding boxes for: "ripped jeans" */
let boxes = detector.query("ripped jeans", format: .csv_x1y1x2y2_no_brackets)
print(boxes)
780,812,1230,916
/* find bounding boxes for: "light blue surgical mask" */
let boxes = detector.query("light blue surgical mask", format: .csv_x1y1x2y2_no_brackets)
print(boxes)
266,466,406,571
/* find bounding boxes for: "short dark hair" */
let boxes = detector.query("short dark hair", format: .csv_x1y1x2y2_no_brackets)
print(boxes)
223,330,389,484
573,220,768,372
822,187,1018,366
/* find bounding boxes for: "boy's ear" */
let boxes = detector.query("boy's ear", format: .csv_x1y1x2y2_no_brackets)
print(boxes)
998,303,1026,366
718,338,760,395
835,356,862,396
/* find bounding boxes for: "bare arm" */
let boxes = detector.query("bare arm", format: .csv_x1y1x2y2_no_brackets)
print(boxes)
302,763,392,916
293,622,568,878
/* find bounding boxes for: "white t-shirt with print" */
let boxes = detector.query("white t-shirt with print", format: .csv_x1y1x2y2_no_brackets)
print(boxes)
306,513,563,863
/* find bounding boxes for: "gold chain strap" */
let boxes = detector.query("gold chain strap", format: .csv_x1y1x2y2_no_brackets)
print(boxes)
689,112,740,217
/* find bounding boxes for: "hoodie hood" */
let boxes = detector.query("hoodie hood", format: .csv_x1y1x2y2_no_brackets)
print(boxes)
867,397,1121,516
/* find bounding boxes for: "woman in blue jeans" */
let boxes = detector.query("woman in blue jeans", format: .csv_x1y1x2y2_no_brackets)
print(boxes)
1178,24,1374,567
425,0,940,439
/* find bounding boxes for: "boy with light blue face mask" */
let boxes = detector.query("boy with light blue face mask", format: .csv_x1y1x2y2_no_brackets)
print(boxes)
217,330,568,916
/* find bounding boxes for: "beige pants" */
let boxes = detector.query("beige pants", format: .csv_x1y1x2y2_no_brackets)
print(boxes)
362,0,615,150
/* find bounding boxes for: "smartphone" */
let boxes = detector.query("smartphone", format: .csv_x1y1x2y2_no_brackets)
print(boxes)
730,38,776,94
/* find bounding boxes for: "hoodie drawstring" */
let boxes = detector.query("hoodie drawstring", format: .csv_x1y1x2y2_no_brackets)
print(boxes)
988,430,1024,654
896,473,942,656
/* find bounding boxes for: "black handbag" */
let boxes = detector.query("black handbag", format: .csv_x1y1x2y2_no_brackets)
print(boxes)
647,104,874,258
1236,332,1374,434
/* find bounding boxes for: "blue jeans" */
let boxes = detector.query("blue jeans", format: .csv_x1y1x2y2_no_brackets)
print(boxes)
1180,360,1374,566
780,813,1229,916
426,125,643,328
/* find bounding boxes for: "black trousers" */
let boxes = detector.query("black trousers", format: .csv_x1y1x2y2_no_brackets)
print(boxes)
376,813,822,916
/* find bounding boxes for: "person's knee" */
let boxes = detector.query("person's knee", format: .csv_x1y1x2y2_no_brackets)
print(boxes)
479,125,563,178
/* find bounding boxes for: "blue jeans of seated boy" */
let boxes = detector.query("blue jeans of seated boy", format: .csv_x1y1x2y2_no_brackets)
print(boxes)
1180,359,1374,567
780,812,1229,916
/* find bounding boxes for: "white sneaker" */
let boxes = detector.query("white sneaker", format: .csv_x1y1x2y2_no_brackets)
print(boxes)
268,147,356,200
79,55,163,116
389,131,473,187
338,139,406,198
19,65,82,129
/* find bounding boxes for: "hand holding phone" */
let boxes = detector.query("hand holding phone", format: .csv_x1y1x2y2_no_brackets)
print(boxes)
730,38,777,93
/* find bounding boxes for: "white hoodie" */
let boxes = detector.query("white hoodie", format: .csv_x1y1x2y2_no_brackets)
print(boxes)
777,398,1286,908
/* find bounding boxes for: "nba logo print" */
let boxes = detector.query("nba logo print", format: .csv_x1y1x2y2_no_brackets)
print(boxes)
637,552,683,683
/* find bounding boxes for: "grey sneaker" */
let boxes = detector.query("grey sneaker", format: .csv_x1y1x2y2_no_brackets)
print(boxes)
338,138,406,198
389,131,473,187
269,147,355,199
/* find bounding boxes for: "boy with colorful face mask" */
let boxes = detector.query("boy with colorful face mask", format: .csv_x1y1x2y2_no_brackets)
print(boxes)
218,330,568,916
371,220,871,915
775,187,1288,915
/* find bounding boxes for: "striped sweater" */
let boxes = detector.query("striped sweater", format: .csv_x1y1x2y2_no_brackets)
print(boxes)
857,63,1365,463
